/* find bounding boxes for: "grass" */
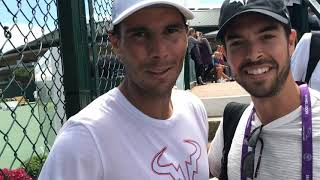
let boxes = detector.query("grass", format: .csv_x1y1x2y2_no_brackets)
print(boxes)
0,102,61,169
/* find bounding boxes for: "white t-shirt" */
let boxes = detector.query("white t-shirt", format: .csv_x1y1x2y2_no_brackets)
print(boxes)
291,32,320,91
39,88,209,180
208,88,320,180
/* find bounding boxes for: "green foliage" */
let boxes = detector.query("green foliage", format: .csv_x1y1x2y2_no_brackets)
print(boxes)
22,153,47,179
14,68,31,78
13,67,34,84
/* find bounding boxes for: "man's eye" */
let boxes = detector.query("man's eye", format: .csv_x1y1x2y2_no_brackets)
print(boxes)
132,32,146,38
262,34,275,40
166,28,179,34
229,41,243,47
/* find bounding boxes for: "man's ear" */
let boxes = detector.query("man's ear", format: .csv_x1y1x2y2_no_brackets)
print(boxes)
288,29,297,56
109,32,125,64
222,46,227,58
108,32,121,55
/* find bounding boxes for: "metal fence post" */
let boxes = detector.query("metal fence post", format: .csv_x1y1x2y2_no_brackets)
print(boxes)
57,0,92,119
88,0,100,98
184,52,190,90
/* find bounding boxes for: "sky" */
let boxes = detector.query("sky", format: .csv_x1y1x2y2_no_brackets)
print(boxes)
0,0,58,53
0,0,224,53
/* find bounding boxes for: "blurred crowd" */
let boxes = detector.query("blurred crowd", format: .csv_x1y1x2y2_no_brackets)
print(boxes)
187,28,233,86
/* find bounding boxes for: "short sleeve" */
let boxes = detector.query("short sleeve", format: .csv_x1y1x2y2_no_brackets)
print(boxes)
38,122,103,180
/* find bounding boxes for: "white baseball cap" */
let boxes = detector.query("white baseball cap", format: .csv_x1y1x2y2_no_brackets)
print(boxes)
111,0,194,28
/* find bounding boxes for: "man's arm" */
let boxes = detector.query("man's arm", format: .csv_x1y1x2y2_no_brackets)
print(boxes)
208,121,224,177
38,122,103,180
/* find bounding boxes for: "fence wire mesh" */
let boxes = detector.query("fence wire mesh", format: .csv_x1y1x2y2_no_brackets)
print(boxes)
88,0,124,97
0,0,63,178
0,0,122,179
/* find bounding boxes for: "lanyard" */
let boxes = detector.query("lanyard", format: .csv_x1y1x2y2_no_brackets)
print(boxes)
240,84,312,180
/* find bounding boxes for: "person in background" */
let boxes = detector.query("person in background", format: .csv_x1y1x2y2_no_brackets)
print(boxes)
39,0,209,179
291,32,320,91
212,51,230,83
197,31,214,82
218,44,234,80
208,0,320,179
188,28,206,85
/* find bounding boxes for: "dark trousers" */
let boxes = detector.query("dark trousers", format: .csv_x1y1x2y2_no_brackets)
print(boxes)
204,63,214,79
194,62,205,82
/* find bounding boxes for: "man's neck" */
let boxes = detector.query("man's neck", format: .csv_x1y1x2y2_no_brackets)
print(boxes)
118,82,173,120
251,80,301,125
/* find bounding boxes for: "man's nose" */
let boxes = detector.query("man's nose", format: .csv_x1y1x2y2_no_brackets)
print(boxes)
246,42,264,61
149,35,168,59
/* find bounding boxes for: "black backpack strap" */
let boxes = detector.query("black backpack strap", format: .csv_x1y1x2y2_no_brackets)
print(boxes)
305,31,320,84
219,102,249,180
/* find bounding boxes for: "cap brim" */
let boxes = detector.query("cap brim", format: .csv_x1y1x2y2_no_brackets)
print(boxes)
112,0,194,26
217,9,290,41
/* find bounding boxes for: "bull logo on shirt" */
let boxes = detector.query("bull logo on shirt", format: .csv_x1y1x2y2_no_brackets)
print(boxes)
151,140,201,180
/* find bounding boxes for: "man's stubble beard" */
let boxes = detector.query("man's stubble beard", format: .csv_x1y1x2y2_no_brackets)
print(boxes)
235,56,291,98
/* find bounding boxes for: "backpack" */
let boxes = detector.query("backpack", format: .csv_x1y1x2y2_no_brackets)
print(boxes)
219,102,249,180
305,31,320,84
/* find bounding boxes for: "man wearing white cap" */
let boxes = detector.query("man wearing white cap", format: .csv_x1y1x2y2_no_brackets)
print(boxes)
39,0,209,179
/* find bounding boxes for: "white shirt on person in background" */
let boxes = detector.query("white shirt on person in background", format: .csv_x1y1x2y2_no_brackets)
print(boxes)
291,32,320,91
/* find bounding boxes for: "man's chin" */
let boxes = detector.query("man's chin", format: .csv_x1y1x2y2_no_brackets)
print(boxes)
240,81,282,98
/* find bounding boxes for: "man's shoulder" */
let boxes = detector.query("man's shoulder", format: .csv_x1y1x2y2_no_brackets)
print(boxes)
310,88,320,106
201,37,209,42
175,89,208,118
172,89,205,111
188,36,198,44
310,87,320,99
308,88,320,123
172,89,200,102
188,36,196,40
68,88,123,125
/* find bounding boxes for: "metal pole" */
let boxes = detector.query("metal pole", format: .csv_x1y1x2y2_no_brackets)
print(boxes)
88,0,100,98
57,0,92,118
184,52,191,90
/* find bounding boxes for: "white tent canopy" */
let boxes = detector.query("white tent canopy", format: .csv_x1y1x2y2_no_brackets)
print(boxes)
204,30,219,38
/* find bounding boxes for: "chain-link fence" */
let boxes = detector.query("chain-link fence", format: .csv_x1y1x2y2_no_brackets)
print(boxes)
0,0,122,179
0,0,64,178
87,0,124,98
